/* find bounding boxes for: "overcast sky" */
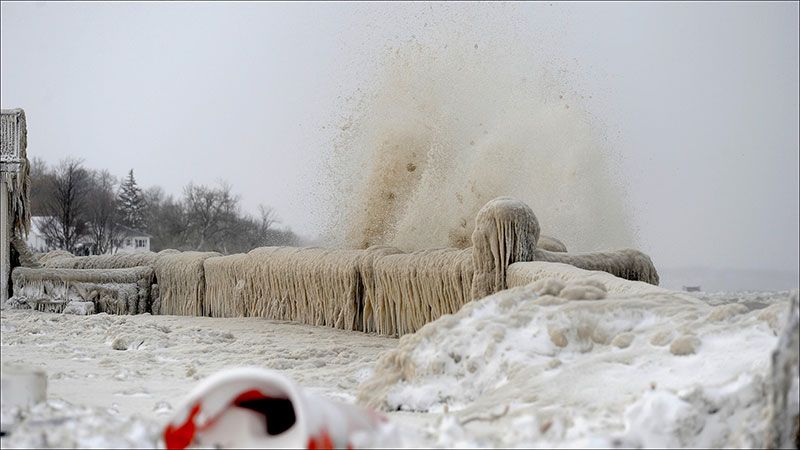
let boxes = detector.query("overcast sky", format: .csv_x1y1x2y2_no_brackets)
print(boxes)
1,2,798,275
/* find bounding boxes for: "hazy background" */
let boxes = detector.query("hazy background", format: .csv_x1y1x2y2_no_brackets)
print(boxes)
2,2,798,290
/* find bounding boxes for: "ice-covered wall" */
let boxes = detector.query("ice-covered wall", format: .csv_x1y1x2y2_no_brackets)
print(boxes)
9,266,154,314
373,248,473,336
152,251,219,316
14,197,660,337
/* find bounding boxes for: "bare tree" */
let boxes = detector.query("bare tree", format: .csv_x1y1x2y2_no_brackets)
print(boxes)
28,158,299,255
183,182,239,252
85,169,121,254
256,204,278,235
143,186,187,251
39,158,91,253
28,157,54,216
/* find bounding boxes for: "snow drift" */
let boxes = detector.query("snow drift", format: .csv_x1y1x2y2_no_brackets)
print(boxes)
357,264,798,447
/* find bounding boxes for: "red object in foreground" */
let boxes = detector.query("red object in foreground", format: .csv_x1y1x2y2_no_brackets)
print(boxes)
161,368,393,449
163,404,201,450
307,429,335,450
164,389,278,450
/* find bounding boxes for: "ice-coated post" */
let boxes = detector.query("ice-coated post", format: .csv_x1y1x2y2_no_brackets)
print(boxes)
470,197,539,300
1,108,27,303
0,109,26,303
1,179,7,303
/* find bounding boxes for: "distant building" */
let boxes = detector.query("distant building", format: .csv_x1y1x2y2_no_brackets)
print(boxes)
26,216,150,255
114,225,151,254
683,286,702,292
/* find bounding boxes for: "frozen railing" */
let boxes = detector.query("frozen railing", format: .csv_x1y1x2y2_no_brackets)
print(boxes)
2,108,27,304
1,109,25,174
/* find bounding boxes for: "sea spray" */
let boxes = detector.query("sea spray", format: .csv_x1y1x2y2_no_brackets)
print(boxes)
317,5,634,253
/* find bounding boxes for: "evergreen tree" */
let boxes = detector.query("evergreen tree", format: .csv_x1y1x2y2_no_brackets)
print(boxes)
117,169,146,230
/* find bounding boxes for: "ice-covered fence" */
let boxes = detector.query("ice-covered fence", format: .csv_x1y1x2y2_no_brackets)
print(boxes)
470,197,660,300
1,109,30,304
372,248,473,336
41,251,161,269
356,245,403,333
22,197,659,336
9,266,154,314
470,197,539,300
41,250,218,316
203,246,405,328
152,251,219,316
531,249,659,285
35,250,76,266
249,247,363,328
203,253,250,318
37,250,250,318
201,246,472,335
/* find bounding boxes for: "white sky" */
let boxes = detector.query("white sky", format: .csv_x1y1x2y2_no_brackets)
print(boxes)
1,1,798,274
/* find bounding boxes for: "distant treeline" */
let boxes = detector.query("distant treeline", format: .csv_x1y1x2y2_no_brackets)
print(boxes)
28,157,299,255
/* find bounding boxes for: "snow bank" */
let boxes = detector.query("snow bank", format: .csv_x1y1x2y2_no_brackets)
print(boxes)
358,275,797,447
765,291,800,449
1,399,160,449
63,301,95,315
507,261,673,297
0,308,400,448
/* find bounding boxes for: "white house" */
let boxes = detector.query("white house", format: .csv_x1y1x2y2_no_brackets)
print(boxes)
114,225,151,254
26,216,151,255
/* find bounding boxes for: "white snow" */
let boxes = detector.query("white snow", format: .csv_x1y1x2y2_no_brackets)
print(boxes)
359,280,798,448
1,286,797,448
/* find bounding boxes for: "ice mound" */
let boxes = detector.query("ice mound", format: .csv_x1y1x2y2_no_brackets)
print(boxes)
63,301,95,316
358,276,797,447
0,399,160,449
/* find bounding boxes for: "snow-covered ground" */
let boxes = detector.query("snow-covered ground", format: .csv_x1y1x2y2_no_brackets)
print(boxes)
1,287,797,448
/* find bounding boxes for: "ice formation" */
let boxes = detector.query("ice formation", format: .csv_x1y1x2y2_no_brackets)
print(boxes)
537,235,567,253
1,109,31,238
2,288,797,448
11,232,39,268
203,253,251,318
34,249,75,265
507,261,670,297
357,264,799,448
8,197,658,337
151,251,219,316
373,248,474,336
9,266,154,314
41,251,162,270
532,248,660,285
766,291,800,449
469,197,658,300
470,197,538,300
355,245,404,333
